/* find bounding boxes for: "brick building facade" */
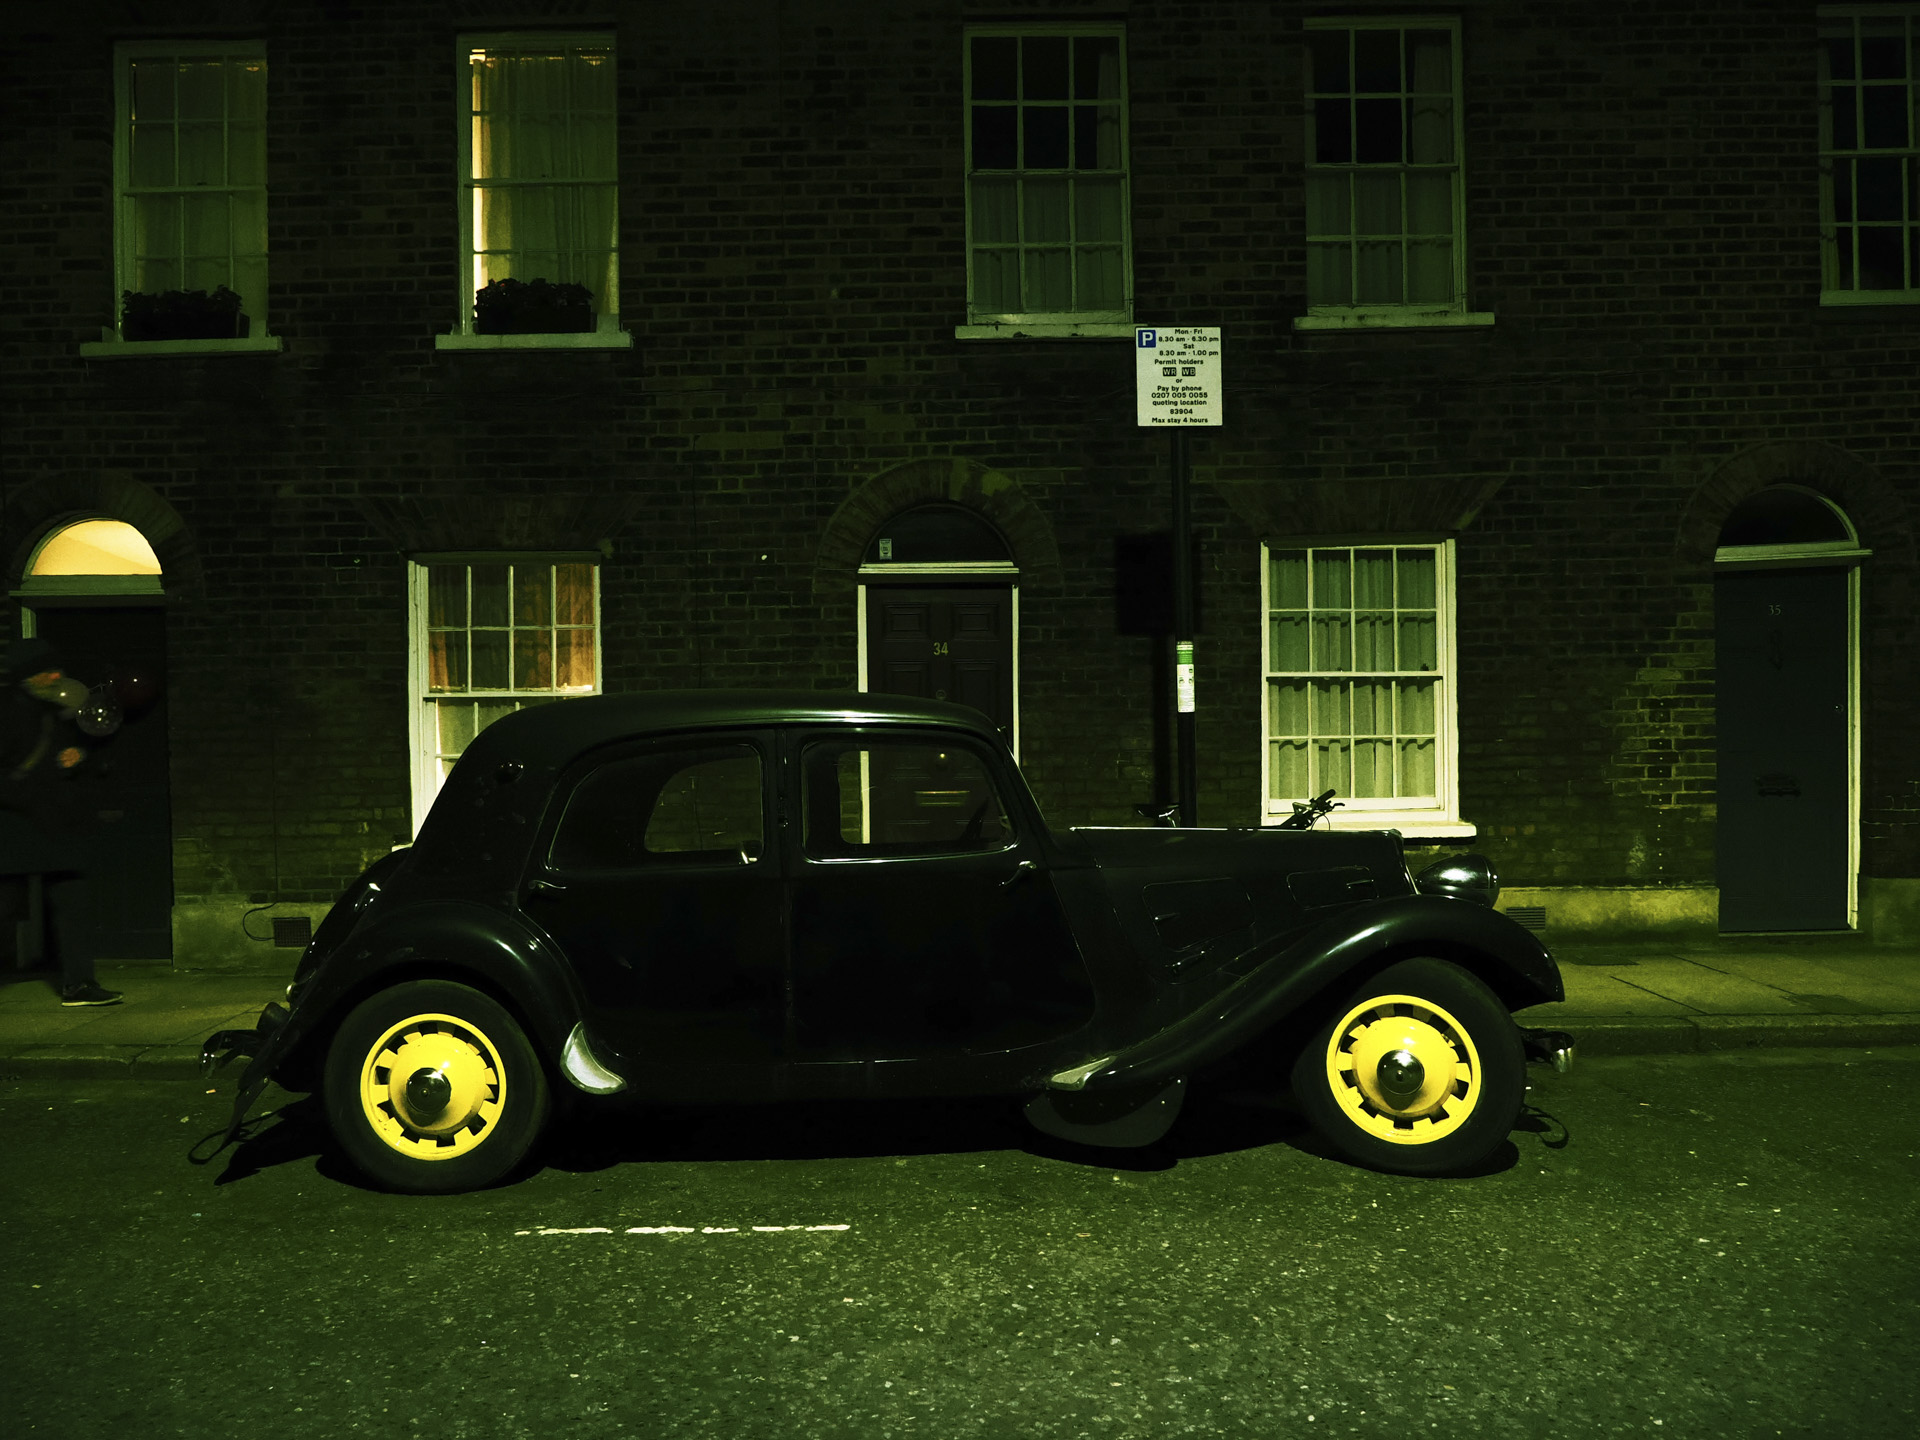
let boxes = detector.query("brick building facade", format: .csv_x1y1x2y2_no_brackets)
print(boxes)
3,0,1916,969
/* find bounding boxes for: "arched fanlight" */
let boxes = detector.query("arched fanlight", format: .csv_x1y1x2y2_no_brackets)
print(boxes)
28,519,162,576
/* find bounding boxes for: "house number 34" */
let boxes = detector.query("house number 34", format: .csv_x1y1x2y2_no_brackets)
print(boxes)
932,641,951,655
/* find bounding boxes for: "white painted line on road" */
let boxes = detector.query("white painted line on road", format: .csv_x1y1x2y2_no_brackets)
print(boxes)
512,1224,852,1236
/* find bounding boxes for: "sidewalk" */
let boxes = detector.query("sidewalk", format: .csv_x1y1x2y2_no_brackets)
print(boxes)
0,935,1917,1083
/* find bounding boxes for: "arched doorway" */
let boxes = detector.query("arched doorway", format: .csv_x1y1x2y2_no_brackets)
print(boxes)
1713,487,1867,931
15,518,172,960
857,504,1020,750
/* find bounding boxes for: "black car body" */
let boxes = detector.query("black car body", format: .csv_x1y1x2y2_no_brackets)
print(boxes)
204,691,1571,1191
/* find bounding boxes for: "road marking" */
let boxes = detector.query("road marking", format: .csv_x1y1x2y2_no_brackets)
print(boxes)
513,1224,851,1236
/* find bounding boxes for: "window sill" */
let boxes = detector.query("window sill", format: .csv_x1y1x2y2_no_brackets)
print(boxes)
78,335,283,358
1293,310,1494,332
1267,812,1477,841
435,330,633,351
955,321,1137,340
1819,290,1920,306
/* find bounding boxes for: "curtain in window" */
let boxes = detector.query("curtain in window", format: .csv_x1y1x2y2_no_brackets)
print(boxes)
472,48,617,310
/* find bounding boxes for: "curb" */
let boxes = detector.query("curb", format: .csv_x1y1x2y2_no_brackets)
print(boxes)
0,1043,210,1082
1539,1013,1920,1057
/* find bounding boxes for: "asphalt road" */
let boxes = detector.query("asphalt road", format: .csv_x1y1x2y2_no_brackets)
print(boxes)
2,1048,1916,1440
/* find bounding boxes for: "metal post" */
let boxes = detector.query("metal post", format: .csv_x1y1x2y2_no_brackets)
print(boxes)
1171,428,1197,827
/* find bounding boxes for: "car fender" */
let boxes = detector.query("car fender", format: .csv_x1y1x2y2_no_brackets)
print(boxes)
1054,893,1561,1096
268,900,589,1092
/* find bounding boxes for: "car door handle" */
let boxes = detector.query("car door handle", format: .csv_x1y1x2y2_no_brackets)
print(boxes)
531,877,567,895
1000,860,1037,891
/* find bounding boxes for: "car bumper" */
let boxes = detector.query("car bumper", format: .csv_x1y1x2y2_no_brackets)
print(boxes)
200,1001,297,1142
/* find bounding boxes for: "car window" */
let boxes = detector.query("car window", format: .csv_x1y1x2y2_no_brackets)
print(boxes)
550,744,764,870
802,739,1011,858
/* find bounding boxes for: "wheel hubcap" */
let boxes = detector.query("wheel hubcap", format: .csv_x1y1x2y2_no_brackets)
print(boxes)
358,1012,506,1161
1323,993,1482,1145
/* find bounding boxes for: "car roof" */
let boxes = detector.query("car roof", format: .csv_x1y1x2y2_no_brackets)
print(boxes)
459,689,1002,772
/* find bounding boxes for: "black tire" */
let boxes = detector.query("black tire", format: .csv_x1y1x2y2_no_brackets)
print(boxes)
1290,957,1524,1176
322,979,551,1194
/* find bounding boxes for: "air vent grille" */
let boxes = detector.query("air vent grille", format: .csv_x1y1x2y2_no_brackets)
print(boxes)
1503,906,1547,932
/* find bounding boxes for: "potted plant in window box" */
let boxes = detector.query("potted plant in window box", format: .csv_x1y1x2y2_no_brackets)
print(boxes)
472,277,595,335
120,286,247,342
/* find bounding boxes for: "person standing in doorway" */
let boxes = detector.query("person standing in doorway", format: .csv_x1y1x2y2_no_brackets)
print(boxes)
0,638,122,1005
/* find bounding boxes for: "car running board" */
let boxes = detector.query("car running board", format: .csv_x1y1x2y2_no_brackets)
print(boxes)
1024,1076,1186,1148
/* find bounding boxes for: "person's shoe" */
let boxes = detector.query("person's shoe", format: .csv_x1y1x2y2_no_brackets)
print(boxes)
59,983,123,1007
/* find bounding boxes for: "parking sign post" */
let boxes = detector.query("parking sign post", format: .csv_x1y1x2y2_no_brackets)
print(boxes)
1135,327,1222,827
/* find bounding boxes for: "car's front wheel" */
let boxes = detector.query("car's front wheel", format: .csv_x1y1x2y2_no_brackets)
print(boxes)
322,979,551,1193
1290,957,1524,1176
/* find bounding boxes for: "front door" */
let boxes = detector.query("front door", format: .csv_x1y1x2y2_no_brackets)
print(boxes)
30,607,172,959
865,585,1014,738
785,730,1094,1071
1714,567,1850,931
522,737,785,1070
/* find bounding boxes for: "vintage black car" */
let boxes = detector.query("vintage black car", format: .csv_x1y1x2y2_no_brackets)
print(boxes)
204,691,1573,1193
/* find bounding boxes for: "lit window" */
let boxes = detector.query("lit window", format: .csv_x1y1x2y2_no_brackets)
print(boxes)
113,43,267,341
409,557,600,830
29,520,162,576
1819,7,1920,301
1303,19,1466,316
964,27,1130,325
1262,542,1461,829
458,35,618,334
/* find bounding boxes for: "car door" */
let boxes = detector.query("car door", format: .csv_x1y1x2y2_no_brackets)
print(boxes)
784,728,1094,1067
521,734,784,1068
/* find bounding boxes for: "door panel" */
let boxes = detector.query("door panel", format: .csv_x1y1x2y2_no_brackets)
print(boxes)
787,732,1094,1064
866,585,1013,738
30,608,172,959
523,739,785,1064
1714,568,1849,931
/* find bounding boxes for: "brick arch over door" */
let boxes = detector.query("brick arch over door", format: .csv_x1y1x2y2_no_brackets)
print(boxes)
812,458,1063,605
3,471,200,597
1675,441,1915,568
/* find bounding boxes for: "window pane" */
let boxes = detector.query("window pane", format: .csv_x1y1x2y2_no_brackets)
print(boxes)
1074,36,1120,99
1270,550,1309,607
1311,683,1350,740
428,566,467,627
1407,31,1451,92
971,177,1018,242
1023,36,1069,100
1407,241,1452,303
1397,737,1436,797
175,59,224,120
1397,678,1436,734
1270,615,1310,670
1857,156,1904,220
1311,614,1351,670
1353,613,1393,669
1863,84,1909,149
1312,551,1350,608
972,37,1016,100
1408,96,1452,164
1308,32,1349,93
556,625,595,691
428,629,466,691
1313,737,1351,796
1307,242,1351,303
1025,177,1069,241
1271,739,1309,799
1398,614,1437,671
1858,225,1905,289
644,751,764,857
1075,246,1124,310
513,566,551,627
513,629,552,689
1024,247,1072,310
130,123,175,188
973,248,1020,311
1024,105,1069,169
1406,170,1451,232
1356,240,1404,302
437,699,479,756
1354,97,1403,164
1306,172,1351,236
471,564,509,627
1354,550,1393,606
555,563,595,626
1270,679,1309,735
1314,98,1352,164
1354,171,1401,234
1862,20,1906,79
806,743,1008,856
1354,30,1400,91
470,629,509,689
1351,679,1385,735
972,106,1017,169
1076,175,1122,240
1831,87,1859,151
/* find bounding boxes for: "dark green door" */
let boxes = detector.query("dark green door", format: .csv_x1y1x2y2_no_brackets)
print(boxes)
865,585,1014,739
1714,568,1849,931
30,607,173,959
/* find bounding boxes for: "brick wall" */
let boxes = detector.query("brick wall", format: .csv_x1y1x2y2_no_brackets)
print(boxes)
1,0,1915,941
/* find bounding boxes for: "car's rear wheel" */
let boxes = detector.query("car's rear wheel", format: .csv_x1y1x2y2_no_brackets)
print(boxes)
1290,957,1524,1176
322,979,550,1194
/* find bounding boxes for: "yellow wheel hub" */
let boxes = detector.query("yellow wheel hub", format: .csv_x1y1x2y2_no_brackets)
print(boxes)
1323,992,1481,1144
357,1012,506,1161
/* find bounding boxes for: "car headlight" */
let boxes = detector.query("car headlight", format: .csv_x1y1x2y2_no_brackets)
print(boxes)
1414,852,1500,906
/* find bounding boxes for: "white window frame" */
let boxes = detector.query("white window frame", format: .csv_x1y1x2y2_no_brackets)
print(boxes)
957,23,1134,340
1259,539,1471,837
437,31,629,352
83,40,279,357
406,554,602,834
1818,5,1920,304
1295,16,1492,333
